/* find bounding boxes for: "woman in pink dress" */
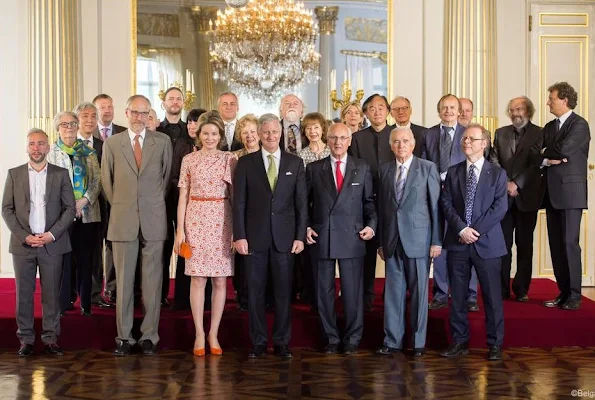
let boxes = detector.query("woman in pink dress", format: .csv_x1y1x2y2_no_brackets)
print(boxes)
175,111,237,356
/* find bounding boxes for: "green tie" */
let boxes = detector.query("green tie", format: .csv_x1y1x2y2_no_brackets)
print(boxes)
267,154,278,190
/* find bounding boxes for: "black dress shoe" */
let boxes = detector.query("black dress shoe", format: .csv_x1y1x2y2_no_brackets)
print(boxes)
140,340,157,355
113,340,132,356
561,299,581,310
428,299,448,310
45,343,64,356
412,348,426,357
440,342,469,357
376,346,401,355
323,343,339,354
544,295,567,308
515,294,529,302
274,345,293,359
467,301,480,312
18,344,34,357
248,345,266,359
94,298,114,308
80,308,93,316
161,298,171,308
488,345,503,360
343,344,358,355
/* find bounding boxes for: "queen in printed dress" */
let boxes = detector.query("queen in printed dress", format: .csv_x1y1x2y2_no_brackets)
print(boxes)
175,110,237,356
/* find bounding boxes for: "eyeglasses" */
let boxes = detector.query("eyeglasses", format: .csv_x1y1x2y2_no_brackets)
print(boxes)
391,106,410,113
327,136,350,142
59,121,78,129
128,109,150,118
461,137,484,143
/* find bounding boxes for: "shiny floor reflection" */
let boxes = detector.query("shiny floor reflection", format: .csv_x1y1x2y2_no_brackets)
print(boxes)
0,347,594,399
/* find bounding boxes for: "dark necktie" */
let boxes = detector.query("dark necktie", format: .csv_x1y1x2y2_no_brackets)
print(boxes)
395,165,406,204
439,126,453,174
335,160,344,193
465,165,478,226
512,127,523,154
287,124,298,154
556,118,562,132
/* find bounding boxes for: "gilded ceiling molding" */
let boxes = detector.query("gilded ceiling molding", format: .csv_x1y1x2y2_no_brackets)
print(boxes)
344,17,387,43
137,13,180,37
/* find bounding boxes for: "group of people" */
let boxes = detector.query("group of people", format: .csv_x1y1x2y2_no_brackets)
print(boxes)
2,81,589,362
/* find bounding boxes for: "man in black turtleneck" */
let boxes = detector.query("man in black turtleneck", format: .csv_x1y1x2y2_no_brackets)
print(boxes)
157,87,188,307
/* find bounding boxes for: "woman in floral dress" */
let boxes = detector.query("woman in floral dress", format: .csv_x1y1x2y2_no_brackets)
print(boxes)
175,111,237,356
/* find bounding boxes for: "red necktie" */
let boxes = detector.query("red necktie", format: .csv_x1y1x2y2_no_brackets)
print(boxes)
335,160,344,193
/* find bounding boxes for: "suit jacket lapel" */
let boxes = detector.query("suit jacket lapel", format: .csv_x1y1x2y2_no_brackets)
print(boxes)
257,152,273,194
45,165,55,203
274,151,290,194
139,132,156,176
21,165,31,211
471,161,491,223
399,157,419,205
458,163,467,203
334,157,356,209
120,130,139,174
384,162,398,207
320,158,337,201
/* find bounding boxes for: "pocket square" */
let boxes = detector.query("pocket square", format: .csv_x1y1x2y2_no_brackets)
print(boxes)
285,171,293,175
351,182,360,186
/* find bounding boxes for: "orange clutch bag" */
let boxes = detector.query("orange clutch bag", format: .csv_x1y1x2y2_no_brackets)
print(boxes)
179,242,192,259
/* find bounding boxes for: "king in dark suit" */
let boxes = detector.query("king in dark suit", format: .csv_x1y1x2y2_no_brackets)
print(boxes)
490,96,544,301
306,123,376,355
233,113,308,360
376,127,442,357
538,82,590,310
2,129,76,357
440,124,508,361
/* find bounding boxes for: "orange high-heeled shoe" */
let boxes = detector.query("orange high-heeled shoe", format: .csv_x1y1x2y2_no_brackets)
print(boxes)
208,337,223,355
193,348,205,357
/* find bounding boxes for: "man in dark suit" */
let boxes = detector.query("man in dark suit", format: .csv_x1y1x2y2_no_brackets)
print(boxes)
306,123,376,355
422,94,479,312
2,129,76,357
376,127,442,357
348,93,394,311
279,94,309,154
217,92,243,151
390,96,426,157
234,113,308,360
440,124,508,361
93,94,127,139
538,82,590,310
490,96,543,301
458,98,494,159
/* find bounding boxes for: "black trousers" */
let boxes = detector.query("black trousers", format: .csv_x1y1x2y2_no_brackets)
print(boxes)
363,237,378,307
162,205,175,301
546,205,583,301
247,246,294,347
500,203,538,297
448,246,504,347
232,253,248,308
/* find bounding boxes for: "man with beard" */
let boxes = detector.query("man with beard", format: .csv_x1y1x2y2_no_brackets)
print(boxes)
349,94,394,311
490,97,543,301
218,92,243,151
157,86,188,307
2,129,76,356
279,94,308,154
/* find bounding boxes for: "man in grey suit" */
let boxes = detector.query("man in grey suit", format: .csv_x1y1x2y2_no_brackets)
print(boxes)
376,127,442,357
102,95,173,356
306,123,377,355
2,129,76,357
490,96,543,301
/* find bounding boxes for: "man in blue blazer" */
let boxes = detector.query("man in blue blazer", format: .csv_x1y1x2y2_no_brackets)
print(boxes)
306,123,377,355
440,124,508,361
376,127,442,357
234,113,308,360
422,94,479,311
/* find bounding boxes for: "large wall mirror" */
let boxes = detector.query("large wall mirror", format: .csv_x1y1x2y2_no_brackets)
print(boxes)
136,0,390,119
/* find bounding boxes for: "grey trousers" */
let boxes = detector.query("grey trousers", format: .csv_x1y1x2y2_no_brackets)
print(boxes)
13,249,63,345
383,243,430,349
112,234,163,345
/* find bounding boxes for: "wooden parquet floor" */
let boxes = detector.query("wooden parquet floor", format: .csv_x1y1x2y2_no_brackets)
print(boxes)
1,347,595,399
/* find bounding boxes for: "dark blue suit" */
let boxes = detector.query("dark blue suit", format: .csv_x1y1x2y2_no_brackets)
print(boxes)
441,159,508,346
421,123,478,303
307,155,376,346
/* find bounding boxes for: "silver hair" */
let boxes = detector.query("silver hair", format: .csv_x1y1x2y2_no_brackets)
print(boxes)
328,122,352,137
258,113,281,131
27,128,47,138
53,111,79,131
278,94,306,114
125,94,151,109
389,126,415,144
73,101,97,117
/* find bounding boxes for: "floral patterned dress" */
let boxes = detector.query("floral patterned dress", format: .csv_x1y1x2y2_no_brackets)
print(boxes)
179,151,237,277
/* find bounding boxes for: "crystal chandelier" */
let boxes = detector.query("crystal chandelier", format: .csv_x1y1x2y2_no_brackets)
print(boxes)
210,0,320,101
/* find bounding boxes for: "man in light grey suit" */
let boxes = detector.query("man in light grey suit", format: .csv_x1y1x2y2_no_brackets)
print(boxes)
101,95,172,356
2,129,76,357
376,127,442,357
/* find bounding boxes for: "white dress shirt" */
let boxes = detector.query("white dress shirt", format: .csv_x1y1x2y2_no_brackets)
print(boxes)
128,129,146,149
262,147,281,176
330,154,348,188
77,133,94,148
557,109,574,129
396,122,412,129
28,163,48,235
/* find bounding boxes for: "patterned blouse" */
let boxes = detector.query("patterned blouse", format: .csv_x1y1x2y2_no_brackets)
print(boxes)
298,145,331,166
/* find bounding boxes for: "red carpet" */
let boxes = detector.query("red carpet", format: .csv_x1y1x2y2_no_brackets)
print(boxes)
0,278,594,351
